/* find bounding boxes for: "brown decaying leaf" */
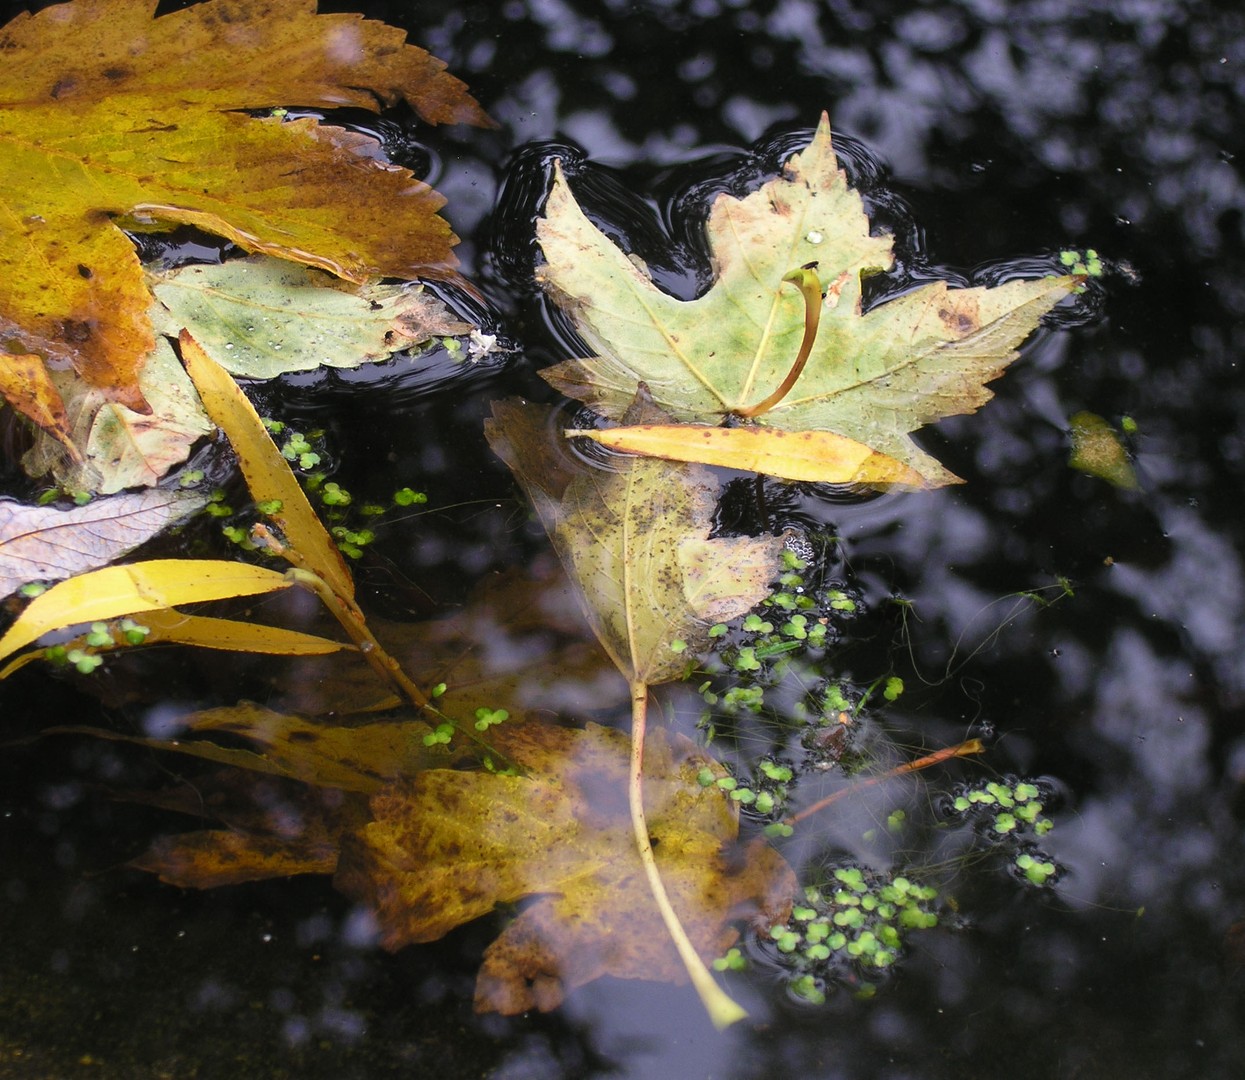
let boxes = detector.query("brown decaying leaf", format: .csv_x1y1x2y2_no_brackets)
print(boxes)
129,772,370,888
333,721,795,1014
0,487,205,600
21,335,213,494
0,0,491,434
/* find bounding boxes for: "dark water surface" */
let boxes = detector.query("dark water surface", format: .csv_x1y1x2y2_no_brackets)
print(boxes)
3,1,1245,1077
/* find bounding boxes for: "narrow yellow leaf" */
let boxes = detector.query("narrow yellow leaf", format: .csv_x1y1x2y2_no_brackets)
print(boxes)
0,559,291,668
0,607,348,681
135,608,351,656
179,330,355,600
567,423,936,489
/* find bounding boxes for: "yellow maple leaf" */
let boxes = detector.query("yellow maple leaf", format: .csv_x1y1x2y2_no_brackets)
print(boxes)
0,0,491,437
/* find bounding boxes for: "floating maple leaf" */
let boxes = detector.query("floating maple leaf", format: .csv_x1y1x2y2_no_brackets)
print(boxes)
537,113,1081,487
0,0,491,439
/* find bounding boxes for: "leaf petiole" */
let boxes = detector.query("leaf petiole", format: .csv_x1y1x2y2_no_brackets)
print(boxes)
735,266,822,419
628,680,748,1029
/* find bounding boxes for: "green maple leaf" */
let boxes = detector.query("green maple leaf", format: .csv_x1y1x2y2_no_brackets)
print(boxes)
536,113,1082,486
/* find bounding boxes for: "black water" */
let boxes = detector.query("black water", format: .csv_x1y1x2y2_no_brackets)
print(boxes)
3,1,1245,1077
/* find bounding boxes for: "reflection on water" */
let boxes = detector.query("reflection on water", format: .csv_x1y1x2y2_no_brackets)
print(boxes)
2,0,1244,1076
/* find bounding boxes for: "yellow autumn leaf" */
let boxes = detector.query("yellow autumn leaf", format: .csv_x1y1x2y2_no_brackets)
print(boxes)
179,330,355,601
0,0,491,439
0,559,292,668
568,422,930,488
0,608,349,680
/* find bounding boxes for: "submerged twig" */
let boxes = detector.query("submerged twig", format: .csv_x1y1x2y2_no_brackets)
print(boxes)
785,737,985,828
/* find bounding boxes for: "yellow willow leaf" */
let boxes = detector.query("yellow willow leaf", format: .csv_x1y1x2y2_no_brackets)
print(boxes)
179,330,354,600
567,422,932,489
0,606,349,680
0,559,291,668
134,608,351,656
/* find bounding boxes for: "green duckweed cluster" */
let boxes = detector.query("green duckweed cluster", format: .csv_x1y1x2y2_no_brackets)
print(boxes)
696,756,796,836
42,618,151,674
210,418,428,560
946,776,1061,886
698,549,867,739
760,866,941,1004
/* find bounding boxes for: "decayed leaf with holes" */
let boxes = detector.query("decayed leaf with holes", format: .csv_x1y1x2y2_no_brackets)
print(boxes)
537,113,1080,486
0,487,205,600
333,721,795,1014
21,335,212,494
0,0,491,442
150,256,474,380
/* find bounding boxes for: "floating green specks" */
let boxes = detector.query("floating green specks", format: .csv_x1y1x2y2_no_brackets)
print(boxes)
1069,411,1138,489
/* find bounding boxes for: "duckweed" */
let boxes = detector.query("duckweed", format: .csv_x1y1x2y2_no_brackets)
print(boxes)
768,865,943,1001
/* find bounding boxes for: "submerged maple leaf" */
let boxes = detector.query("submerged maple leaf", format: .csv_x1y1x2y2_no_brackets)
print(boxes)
334,721,795,1015
0,0,491,434
537,113,1082,486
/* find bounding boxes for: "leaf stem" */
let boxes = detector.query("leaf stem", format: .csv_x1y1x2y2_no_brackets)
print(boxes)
628,679,748,1030
281,562,525,773
282,565,430,709
735,266,822,420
